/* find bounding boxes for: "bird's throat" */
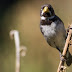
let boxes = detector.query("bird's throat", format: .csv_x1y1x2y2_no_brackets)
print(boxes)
41,16,55,21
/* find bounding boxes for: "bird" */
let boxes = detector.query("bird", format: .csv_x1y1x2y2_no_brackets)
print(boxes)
40,4,72,66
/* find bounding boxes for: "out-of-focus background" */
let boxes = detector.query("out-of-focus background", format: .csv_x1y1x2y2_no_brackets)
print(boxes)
0,0,72,72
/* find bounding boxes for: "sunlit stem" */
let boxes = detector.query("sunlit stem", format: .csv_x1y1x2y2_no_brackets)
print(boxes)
10,30,20,72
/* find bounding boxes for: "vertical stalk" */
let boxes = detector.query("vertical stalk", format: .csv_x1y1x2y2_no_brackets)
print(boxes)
10,30,20,72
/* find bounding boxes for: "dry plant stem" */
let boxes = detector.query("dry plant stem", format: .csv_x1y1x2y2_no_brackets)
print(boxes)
10,30,20,72
57,24,72,72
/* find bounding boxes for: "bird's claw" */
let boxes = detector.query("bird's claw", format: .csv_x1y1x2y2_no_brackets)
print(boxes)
60,54,66,61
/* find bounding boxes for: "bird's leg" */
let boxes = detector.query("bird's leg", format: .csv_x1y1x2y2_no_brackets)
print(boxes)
56,47,66,61
59,51,66,61
59,52,62,60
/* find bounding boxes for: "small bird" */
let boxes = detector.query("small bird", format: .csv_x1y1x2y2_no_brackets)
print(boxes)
40,4,72,66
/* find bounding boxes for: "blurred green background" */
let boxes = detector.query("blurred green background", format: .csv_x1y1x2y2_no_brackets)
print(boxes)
0,0,72,72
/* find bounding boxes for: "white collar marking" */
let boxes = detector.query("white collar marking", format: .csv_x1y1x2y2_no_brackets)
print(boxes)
40,16,55,20
41,16,46,20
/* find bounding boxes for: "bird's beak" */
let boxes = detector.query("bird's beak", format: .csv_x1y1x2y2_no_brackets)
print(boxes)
43,6,49,13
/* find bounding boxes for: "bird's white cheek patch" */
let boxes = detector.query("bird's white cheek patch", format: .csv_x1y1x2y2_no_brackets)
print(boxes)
41,16,46,20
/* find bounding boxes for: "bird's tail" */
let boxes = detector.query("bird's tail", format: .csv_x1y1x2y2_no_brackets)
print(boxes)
66,50,72,66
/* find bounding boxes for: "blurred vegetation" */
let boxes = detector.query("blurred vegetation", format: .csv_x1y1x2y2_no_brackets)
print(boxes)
0,0,72,72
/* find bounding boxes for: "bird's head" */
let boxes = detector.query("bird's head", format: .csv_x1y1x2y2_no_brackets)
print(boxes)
40,4,55,17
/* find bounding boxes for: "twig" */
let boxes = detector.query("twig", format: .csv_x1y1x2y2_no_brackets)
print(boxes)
10,30,20,72
57,24,72,72
20,46,27,57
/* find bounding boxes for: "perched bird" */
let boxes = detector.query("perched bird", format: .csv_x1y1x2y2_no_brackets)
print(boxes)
40,4,72,66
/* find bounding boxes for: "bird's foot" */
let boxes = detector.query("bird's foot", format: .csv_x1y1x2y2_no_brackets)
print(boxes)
60,56,66,62
59,52,66,61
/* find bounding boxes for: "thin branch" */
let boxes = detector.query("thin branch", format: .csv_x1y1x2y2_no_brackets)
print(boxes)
10,30,20,72
20,46,27,57
57,24,72,72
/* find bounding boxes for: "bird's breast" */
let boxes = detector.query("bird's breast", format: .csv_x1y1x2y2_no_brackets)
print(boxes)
40,22,56,37
40,21,66,50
